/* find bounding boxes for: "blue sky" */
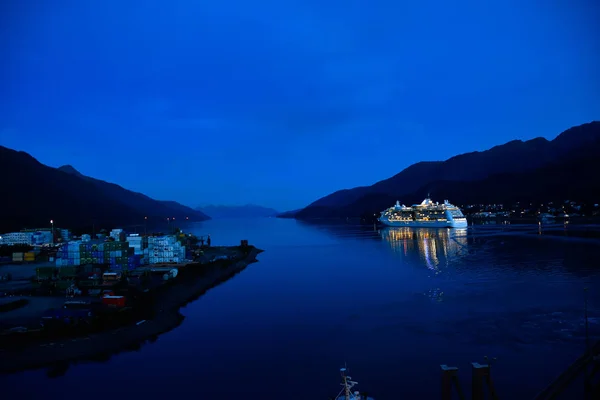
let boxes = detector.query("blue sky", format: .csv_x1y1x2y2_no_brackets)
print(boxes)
1,1,599,211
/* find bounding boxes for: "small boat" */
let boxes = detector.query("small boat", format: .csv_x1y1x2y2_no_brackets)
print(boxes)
333,367,375,400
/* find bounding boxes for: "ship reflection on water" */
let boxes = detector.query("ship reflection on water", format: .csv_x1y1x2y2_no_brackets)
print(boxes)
378,227,469,273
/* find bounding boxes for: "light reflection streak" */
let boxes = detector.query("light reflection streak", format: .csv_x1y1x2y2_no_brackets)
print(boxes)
378,227,469,272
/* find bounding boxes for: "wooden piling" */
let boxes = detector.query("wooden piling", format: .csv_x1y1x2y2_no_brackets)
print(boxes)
441,364,465,400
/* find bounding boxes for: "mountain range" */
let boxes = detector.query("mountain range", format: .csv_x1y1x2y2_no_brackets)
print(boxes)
0,146,210,232
196,204,279,219
282,121,600,220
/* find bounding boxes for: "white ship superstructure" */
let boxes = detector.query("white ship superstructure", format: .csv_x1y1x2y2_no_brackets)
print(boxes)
379,197,468,228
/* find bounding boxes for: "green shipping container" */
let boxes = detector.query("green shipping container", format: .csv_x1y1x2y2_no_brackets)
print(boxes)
55,281,72,290
36,267,55,280
59,267,77,278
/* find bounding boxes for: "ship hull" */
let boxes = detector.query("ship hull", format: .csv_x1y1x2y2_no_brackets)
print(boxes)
379,219,468,228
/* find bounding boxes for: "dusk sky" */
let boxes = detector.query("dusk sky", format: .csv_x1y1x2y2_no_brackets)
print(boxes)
1,1,599,211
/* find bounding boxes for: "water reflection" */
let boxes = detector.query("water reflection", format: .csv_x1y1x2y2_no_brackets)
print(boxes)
378,227,469,272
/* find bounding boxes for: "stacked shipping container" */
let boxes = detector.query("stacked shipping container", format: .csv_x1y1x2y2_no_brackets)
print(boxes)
103,241,141,271
60,229,70,242
126,235,144,255
55,240,141,271
110,229,124,241
24,251,35,262
1,232,33,245
55,241,82,266
31,231,53,245
51,232,187,267
144,236,186,264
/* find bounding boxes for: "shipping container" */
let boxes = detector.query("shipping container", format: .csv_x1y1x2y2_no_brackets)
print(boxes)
103,272,121,281
102,295,126,308
59,266,77,278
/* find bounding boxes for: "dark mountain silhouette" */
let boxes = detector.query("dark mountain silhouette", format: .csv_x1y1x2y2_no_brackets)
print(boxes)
57,165,85,178
288,121,600,219
196,204,279,219
0,146,210,232
276,209,303,218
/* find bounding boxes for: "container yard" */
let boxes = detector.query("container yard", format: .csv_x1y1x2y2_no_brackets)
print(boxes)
0,233,263,375
55,240,138,268
53,235,184,269
145,235,185,264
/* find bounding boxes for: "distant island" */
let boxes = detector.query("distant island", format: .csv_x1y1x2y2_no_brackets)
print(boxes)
196,204,279,219
279,121,600,220
0,146,210,232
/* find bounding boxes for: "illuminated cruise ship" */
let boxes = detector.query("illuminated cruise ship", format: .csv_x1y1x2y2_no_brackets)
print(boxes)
378,197,468,228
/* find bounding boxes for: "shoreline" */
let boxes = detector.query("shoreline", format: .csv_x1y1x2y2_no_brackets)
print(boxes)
0,247,263,375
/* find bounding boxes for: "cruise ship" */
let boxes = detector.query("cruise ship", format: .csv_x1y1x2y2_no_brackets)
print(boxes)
378,197,468,228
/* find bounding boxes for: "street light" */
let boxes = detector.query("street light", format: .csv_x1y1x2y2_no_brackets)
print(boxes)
144,216,148,236
50,220,54,244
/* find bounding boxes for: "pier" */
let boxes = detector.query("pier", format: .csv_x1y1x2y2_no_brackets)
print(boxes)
441,341,600,399
534,340,600,399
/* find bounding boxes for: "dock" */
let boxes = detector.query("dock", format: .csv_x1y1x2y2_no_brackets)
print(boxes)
534,340,600,399
441,341,600,399
0,246,263,375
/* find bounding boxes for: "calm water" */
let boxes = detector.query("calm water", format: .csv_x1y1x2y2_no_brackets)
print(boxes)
4,219,600,399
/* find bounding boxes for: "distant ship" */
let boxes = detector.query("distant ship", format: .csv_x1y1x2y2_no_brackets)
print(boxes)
378,197,468,228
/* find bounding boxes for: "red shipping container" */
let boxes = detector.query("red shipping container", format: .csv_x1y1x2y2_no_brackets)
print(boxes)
102,295,126,308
